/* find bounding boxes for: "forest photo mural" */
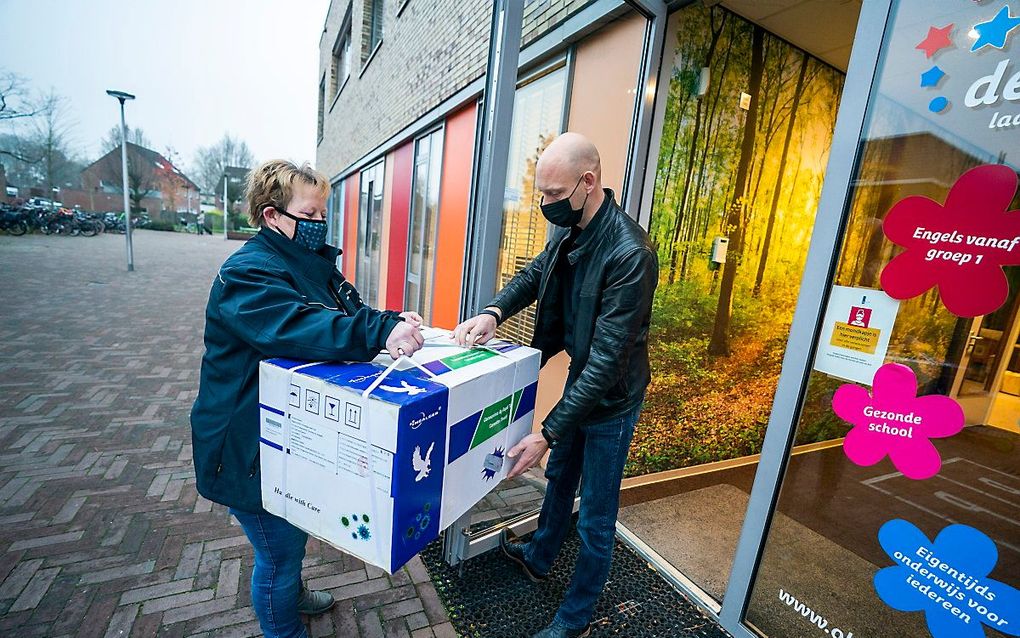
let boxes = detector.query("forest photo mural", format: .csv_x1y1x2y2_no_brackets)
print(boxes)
632,5,846,475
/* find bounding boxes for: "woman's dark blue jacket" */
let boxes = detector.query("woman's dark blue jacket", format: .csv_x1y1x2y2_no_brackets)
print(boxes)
190,228,400,513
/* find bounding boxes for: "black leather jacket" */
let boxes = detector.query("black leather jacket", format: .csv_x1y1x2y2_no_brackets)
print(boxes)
489,190,658,442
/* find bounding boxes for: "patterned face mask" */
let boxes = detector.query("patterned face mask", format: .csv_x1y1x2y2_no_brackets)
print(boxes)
274,207,328,252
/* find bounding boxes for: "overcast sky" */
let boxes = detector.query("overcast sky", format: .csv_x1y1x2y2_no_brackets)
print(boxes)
0,0,330,178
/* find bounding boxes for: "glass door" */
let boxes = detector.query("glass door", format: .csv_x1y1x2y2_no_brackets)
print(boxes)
618,0,854,605
357,160,384,307
741,1,1020,636
950,269,1020,426
954,321,1003,420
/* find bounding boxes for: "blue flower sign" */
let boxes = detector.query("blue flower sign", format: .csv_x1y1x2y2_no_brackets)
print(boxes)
874,519,1020,637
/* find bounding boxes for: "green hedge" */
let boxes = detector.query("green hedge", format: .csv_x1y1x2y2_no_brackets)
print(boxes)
205,210,225,233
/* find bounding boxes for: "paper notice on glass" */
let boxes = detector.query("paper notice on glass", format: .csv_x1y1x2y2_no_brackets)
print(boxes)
813,286,900,385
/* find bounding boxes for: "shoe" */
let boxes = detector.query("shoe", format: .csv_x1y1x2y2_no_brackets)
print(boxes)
297,585,335,615
500,530,548,583
533,621,592,638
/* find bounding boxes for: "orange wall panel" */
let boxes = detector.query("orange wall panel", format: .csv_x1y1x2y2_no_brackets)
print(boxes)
432,103,477,330
343,173,359,278
387,141,414,312
566,13,645,193
378,155,394,308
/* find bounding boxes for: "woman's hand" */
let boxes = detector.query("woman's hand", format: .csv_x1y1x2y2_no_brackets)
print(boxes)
386,322,424,359
399,311,423,327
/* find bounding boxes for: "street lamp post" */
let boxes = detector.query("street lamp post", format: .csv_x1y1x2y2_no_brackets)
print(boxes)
106,89,136,272
222,170,229,240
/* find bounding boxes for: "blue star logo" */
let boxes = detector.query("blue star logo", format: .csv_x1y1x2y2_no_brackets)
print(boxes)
919,65,945,87
482,447,505,480
971,5,1020,51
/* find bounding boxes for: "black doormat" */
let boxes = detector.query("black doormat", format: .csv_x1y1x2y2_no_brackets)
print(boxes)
421,529,733,638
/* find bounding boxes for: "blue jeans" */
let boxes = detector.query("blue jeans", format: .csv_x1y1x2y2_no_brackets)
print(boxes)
231,508,309,638
525,404,640,630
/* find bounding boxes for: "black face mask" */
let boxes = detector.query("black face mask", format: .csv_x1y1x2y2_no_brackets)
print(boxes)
540,175,589,228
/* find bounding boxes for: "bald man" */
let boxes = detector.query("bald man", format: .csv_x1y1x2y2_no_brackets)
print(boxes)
454,133,658,638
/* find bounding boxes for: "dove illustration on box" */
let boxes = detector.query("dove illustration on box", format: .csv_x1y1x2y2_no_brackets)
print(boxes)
257,327,540,573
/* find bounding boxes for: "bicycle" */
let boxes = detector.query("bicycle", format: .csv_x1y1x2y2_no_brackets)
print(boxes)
0,207,28,236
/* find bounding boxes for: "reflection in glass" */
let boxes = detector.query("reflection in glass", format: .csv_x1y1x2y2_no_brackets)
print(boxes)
746,1,1020,636
405,128,444,323
495,66,567,346
358,161,384,307
329,180,345,258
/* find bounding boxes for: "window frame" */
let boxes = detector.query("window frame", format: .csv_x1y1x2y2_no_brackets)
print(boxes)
329,6,353,110
317,73,326,144
362,0,385,65
404,126,445,322
356,159,386,308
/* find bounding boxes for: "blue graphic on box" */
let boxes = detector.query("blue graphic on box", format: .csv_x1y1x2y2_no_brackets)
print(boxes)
447,381,538,464
488,343,521,353
482,447,505,480
292,361,445,406
514,382,538,422
422,360,453,376
401,501,434,543
340,513,372,541
448,412,481,464
389,386,449,570
265,358,309,371
874,519,1019,637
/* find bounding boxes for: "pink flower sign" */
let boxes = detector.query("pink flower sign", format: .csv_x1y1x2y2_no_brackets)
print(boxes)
880,164,1020,318
832,363,964,480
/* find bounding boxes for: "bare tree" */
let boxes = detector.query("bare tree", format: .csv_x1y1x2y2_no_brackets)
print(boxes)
0,72,45,124
0,133,40,178
0,71,46,164
31,91,79,194
100,125,151,154
91,144,158,213
193,134,254,192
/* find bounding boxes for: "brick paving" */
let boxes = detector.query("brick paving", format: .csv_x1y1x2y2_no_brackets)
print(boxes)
0,231,488,637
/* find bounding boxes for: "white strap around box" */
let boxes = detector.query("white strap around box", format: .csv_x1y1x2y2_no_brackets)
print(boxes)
361,354,438,400
284,360,395,567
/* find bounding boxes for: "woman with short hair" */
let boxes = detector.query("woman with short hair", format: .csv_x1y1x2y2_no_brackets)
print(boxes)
191,160,423,638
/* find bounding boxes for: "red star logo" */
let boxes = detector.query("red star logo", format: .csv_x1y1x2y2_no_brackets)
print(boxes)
916,24,953,58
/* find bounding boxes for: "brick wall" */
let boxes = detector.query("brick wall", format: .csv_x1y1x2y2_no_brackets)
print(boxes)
316,0,593,178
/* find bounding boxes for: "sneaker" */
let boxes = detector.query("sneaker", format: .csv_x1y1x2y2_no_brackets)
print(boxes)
533,621,592,638
297,585,335,615
500,530,548,583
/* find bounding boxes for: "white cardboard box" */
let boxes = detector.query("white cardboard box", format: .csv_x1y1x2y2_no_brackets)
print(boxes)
258,328,541,573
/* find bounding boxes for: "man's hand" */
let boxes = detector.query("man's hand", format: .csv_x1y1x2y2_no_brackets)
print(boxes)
385,321,424,360
399,311,423,327
506,432,549,479
452,310,499,346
